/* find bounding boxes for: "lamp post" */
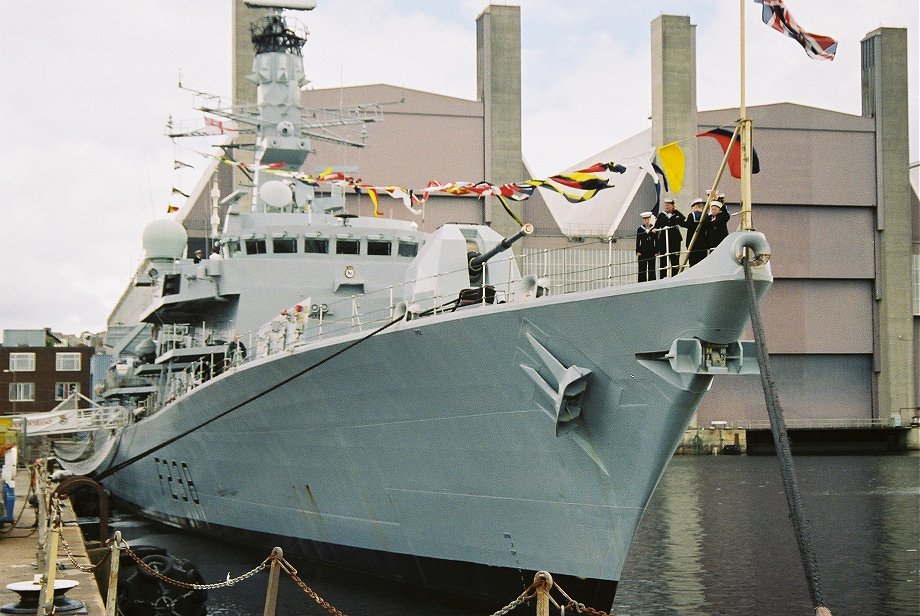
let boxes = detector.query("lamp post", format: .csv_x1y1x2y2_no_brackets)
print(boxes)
2,369,26,467
2,369,15,416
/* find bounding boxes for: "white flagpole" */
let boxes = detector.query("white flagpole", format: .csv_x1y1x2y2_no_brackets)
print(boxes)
739,0,754,230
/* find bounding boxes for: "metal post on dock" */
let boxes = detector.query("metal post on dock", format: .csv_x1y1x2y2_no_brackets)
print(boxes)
36,495,62,615
263,547,284,616
533,571,552,616
35,463,48,573
105,531,122,616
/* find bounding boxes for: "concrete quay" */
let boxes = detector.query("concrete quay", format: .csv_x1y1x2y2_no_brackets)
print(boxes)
675,424,920,455
0,468,105,614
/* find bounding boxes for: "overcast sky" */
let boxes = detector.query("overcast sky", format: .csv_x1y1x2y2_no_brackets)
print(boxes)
1,0,916,337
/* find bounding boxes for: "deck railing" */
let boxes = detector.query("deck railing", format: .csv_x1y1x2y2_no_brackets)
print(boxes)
152,239,698,412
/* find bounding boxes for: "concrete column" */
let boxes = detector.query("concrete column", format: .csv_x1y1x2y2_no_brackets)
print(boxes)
861,27,915,422
476,5,523,239
231,0,262,203
651,15,698,206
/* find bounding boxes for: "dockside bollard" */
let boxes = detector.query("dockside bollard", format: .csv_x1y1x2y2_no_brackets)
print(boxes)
263,547,284,616
106,531,122,616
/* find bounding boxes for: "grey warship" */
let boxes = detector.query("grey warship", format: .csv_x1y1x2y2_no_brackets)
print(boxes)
54,1,773,607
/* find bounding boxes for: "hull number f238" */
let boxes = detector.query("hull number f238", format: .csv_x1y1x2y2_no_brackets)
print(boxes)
154,457,201,505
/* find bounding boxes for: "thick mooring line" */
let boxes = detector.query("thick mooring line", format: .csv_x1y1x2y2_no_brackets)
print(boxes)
743,257,832,616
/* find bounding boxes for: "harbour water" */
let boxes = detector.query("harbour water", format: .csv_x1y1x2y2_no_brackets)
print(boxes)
102,454,919,615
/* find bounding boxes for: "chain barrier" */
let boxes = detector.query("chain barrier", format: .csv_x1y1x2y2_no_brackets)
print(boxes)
272,555,349,616
485,574,616,616
121,542,271,590
33,496,616,616
552,579,615,616
49,496,108,573
489,580,539,616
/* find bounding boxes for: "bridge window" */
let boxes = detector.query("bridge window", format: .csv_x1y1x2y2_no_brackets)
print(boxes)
225,240,241,257
9,353,35,372
55,382,80,400
336,239,360,255
163,274,181,296
304,238,329,254
273,237,297,254
367,240,392,256
398,241,418,257
245,238,267,254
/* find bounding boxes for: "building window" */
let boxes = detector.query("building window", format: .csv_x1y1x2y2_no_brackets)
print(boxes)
9,353,36,372
9,382,34,402
56,352,82,371
55,382,80,400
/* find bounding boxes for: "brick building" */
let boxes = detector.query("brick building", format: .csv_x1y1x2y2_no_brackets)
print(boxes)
1,329,95,416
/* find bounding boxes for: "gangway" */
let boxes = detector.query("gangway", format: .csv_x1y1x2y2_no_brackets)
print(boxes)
11,393,129,437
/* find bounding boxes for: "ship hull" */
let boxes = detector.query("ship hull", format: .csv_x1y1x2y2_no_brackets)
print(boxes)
64,235,771,607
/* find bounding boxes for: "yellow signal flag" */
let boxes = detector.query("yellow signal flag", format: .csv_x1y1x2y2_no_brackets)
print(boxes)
657,141,685,194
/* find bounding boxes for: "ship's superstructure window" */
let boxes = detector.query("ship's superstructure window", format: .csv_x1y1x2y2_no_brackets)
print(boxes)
273,237,297,254
398,241,418,257
9,352,36,372
304,238,329,254
225,240,241,257
56,352,82,371
367,239,392,256
163,274,181,296
336,239,360,255
9,382,34,402
55,382,80,400
245,238,268,254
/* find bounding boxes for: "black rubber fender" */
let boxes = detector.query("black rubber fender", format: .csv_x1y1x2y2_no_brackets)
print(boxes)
138,554,176,579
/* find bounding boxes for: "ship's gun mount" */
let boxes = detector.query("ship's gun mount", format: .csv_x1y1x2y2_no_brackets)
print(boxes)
468,223,534,276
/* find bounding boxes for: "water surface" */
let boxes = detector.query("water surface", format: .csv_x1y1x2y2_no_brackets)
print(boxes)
107,455,919,615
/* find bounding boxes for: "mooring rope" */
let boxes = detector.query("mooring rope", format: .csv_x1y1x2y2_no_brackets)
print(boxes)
743,256,832,616
94,294,472,481
95,310,410,481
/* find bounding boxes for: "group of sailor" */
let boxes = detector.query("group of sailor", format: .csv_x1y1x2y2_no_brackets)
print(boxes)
635,192,730,282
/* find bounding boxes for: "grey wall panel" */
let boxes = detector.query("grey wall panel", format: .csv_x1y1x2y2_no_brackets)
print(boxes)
750,205,876,279
696,354,873,424
697,106,876,207
743,279,874,354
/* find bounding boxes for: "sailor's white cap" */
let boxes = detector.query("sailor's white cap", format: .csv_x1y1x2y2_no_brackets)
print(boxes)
690,198,705,206
710,201,723,209
640,211,653,218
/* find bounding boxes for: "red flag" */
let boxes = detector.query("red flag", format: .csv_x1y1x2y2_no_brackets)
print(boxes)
697,128,760,179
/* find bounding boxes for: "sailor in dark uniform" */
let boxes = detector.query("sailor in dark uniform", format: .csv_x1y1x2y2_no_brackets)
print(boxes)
635,211,658,282
699,200,731,255
654,198,685,277
681,198,706,266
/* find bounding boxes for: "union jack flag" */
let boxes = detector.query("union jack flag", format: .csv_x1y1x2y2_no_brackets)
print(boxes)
755,0,837,61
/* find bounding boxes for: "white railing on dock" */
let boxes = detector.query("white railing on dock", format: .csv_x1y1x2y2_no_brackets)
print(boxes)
728,417,896,430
